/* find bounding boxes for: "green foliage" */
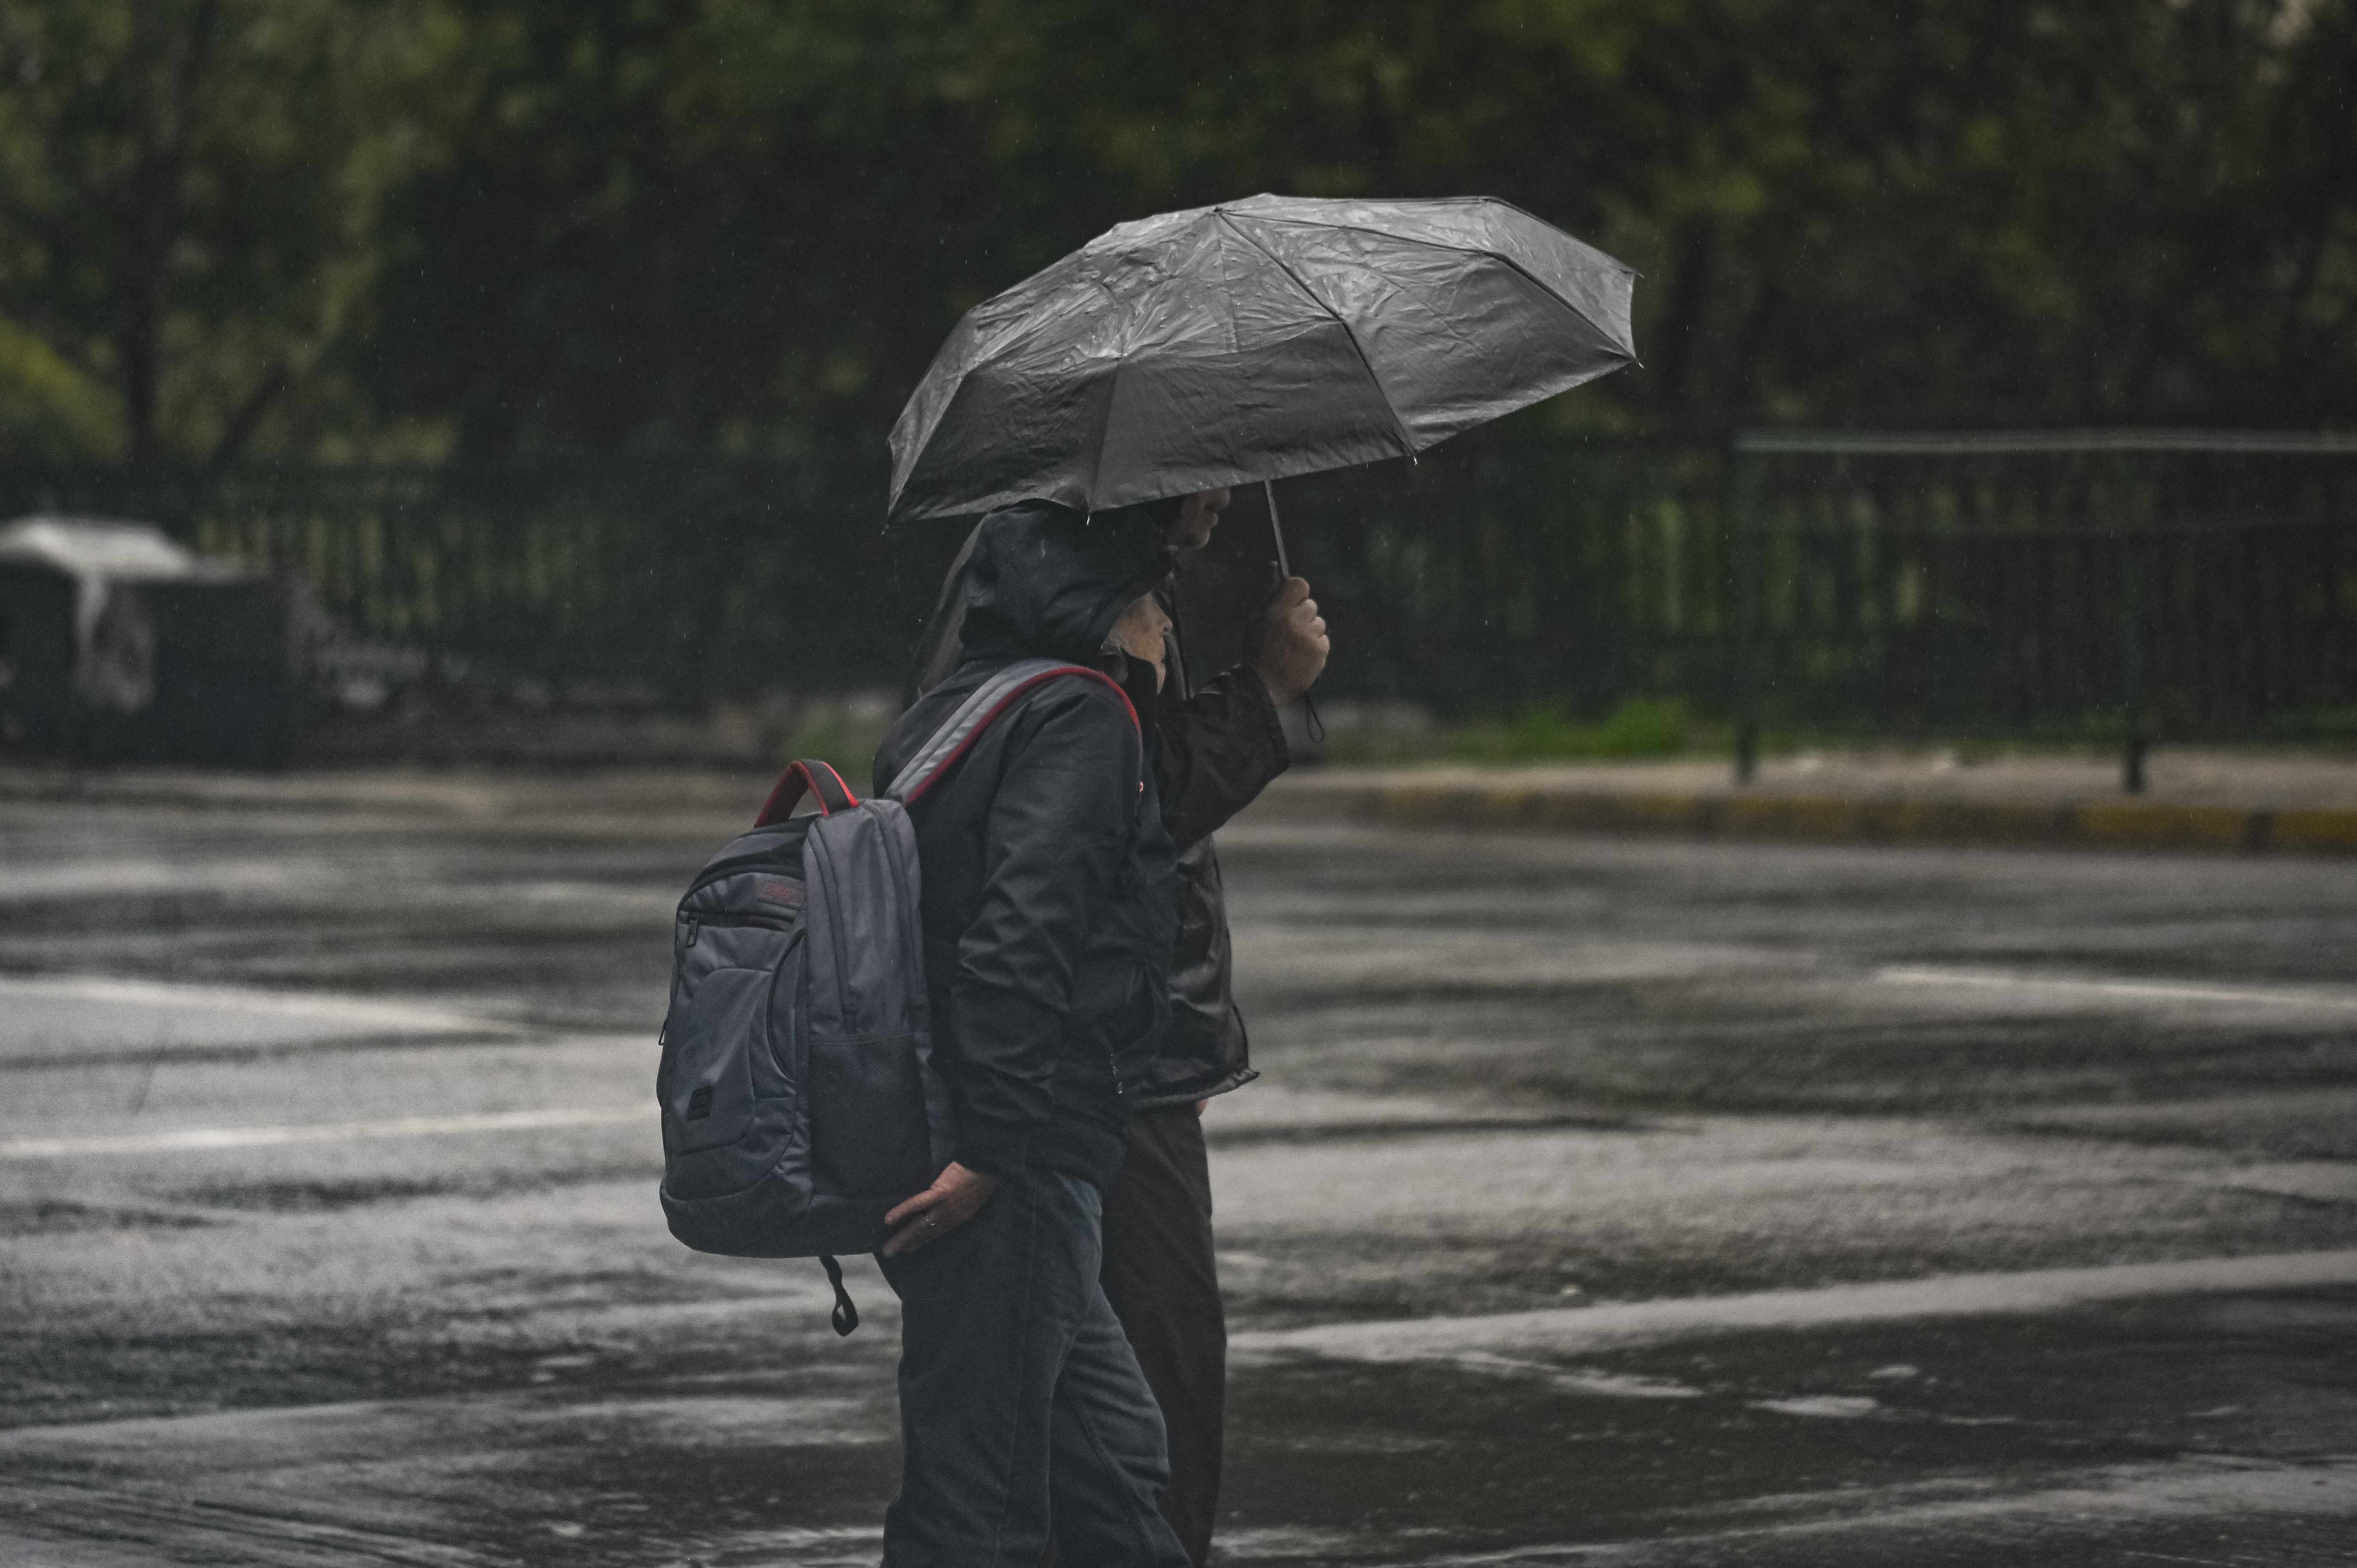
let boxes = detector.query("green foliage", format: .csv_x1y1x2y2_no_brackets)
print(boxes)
3,0,2356,462
1452,698,1695,763
773,696,896,782
0,311,115,457
0,0,457,464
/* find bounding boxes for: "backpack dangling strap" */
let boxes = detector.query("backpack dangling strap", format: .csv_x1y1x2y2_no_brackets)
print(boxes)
753,758,861,826
889,658,1140,806
820,1253,859,1336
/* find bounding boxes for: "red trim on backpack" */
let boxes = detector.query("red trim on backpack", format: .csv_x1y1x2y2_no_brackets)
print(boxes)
897,667,1141,807
753,759,865,827
815,760,857,805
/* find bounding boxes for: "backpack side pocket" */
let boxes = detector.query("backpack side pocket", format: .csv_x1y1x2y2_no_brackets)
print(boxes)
803,803,943,1200
659,911,800,1187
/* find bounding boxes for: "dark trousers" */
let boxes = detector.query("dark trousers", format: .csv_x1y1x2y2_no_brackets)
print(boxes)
1101,1106,1225,1568
879,1165,1191,1568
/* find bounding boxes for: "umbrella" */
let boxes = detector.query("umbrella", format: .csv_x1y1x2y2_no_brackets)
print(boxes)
886,193,1638,524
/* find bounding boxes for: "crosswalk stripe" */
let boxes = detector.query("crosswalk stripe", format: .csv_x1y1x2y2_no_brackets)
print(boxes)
1231,1248,2357,1364
1875,965,2357,1011
0,974,524,1036
0,1107,642,1160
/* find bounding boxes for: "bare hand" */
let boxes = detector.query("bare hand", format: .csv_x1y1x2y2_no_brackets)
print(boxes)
1256,577,1330,703
882,1161,1000,1256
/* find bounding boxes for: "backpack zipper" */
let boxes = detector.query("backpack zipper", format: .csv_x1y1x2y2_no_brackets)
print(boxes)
682,859,805,902
679,910,799,946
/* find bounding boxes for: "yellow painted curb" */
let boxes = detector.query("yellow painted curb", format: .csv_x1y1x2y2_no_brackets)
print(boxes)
1380,784,1501,828
1253,778,2357,856
1865,800,2065,844
1251,786,1388,821
2070,802,2254,850
1521,791,1709,833
2270,809,2357,853
1720,795,1869,839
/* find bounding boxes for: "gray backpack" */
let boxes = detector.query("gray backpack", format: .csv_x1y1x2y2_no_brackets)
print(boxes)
656,658,1137,1333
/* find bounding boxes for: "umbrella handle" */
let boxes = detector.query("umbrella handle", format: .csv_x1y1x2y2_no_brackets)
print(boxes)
1263,481,1325,747
1265,479,1293,580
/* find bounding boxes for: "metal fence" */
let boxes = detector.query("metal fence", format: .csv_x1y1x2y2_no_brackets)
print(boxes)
0,437,1733,714
0,455,959,697
5,431,2351,774
1725,431,2357,785
1263,437,1732,715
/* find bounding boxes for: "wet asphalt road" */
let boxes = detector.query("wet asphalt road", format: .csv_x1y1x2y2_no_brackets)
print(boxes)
2,774,2354,1566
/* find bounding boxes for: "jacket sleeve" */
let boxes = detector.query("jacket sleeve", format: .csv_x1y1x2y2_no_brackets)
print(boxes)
948,686,1141,1176
1153,663,1291,851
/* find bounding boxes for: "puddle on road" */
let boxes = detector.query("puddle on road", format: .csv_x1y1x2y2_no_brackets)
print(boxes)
1214,1284,2357,1561
1220,1358,2029,1554
1,1286,2354,1565
0,1381,900,1568
171,1161,665,1214
0,1197,220,1236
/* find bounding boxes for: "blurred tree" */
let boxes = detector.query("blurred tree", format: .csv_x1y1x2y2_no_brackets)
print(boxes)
1651,0,2357,429
368,0,963,455
1049,0,2357,431
0,0,453,464
4,0,2352,464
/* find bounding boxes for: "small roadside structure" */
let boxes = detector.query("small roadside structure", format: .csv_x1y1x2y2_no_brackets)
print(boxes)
0,515,317,765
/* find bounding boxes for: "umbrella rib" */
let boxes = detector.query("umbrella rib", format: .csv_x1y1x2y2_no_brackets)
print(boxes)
1084,350,1125,514
1212,208,1418,461
1227,205,1636,356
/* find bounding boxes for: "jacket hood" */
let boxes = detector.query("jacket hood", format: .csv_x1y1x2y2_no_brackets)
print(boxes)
956,500,1173,666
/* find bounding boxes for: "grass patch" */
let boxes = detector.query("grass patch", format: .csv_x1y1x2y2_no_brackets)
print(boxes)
1449,698,1696,763
771,698,897,784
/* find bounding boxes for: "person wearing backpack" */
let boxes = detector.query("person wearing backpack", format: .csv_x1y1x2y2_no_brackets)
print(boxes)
866,501,1193,1568
902,487,1326,1567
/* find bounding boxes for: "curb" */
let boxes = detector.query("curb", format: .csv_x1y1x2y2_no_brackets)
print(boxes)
1254,782,2357,856
9,766,2354,857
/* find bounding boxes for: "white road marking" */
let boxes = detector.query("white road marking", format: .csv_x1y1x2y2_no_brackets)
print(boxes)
1875,964,2357,1011
1231,1249,2357,1365
2204,1161,2357,1205
1449,1355,1706,1401
1409,1455,2357,1564
0,974,524,1036
0,861,311,901
1232,927,1790,988
0,1107,641,1161
1754,1394,1880,1420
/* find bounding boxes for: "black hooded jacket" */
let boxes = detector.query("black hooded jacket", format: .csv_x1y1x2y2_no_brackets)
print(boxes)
872,503,1181,1188
903,508,1290,1110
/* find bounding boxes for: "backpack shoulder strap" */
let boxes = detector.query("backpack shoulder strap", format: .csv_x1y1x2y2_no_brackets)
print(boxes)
888,657,1140,806
752,757,860,828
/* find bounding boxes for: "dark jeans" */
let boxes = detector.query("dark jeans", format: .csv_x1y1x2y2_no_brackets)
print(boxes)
1101,1106,1224,1567
878,1165,1192,1568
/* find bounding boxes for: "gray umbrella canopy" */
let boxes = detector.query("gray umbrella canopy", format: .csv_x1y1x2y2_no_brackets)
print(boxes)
887,194,1638,522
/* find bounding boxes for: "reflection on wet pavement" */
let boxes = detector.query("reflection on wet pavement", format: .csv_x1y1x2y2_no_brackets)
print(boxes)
3,792,2355,1563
